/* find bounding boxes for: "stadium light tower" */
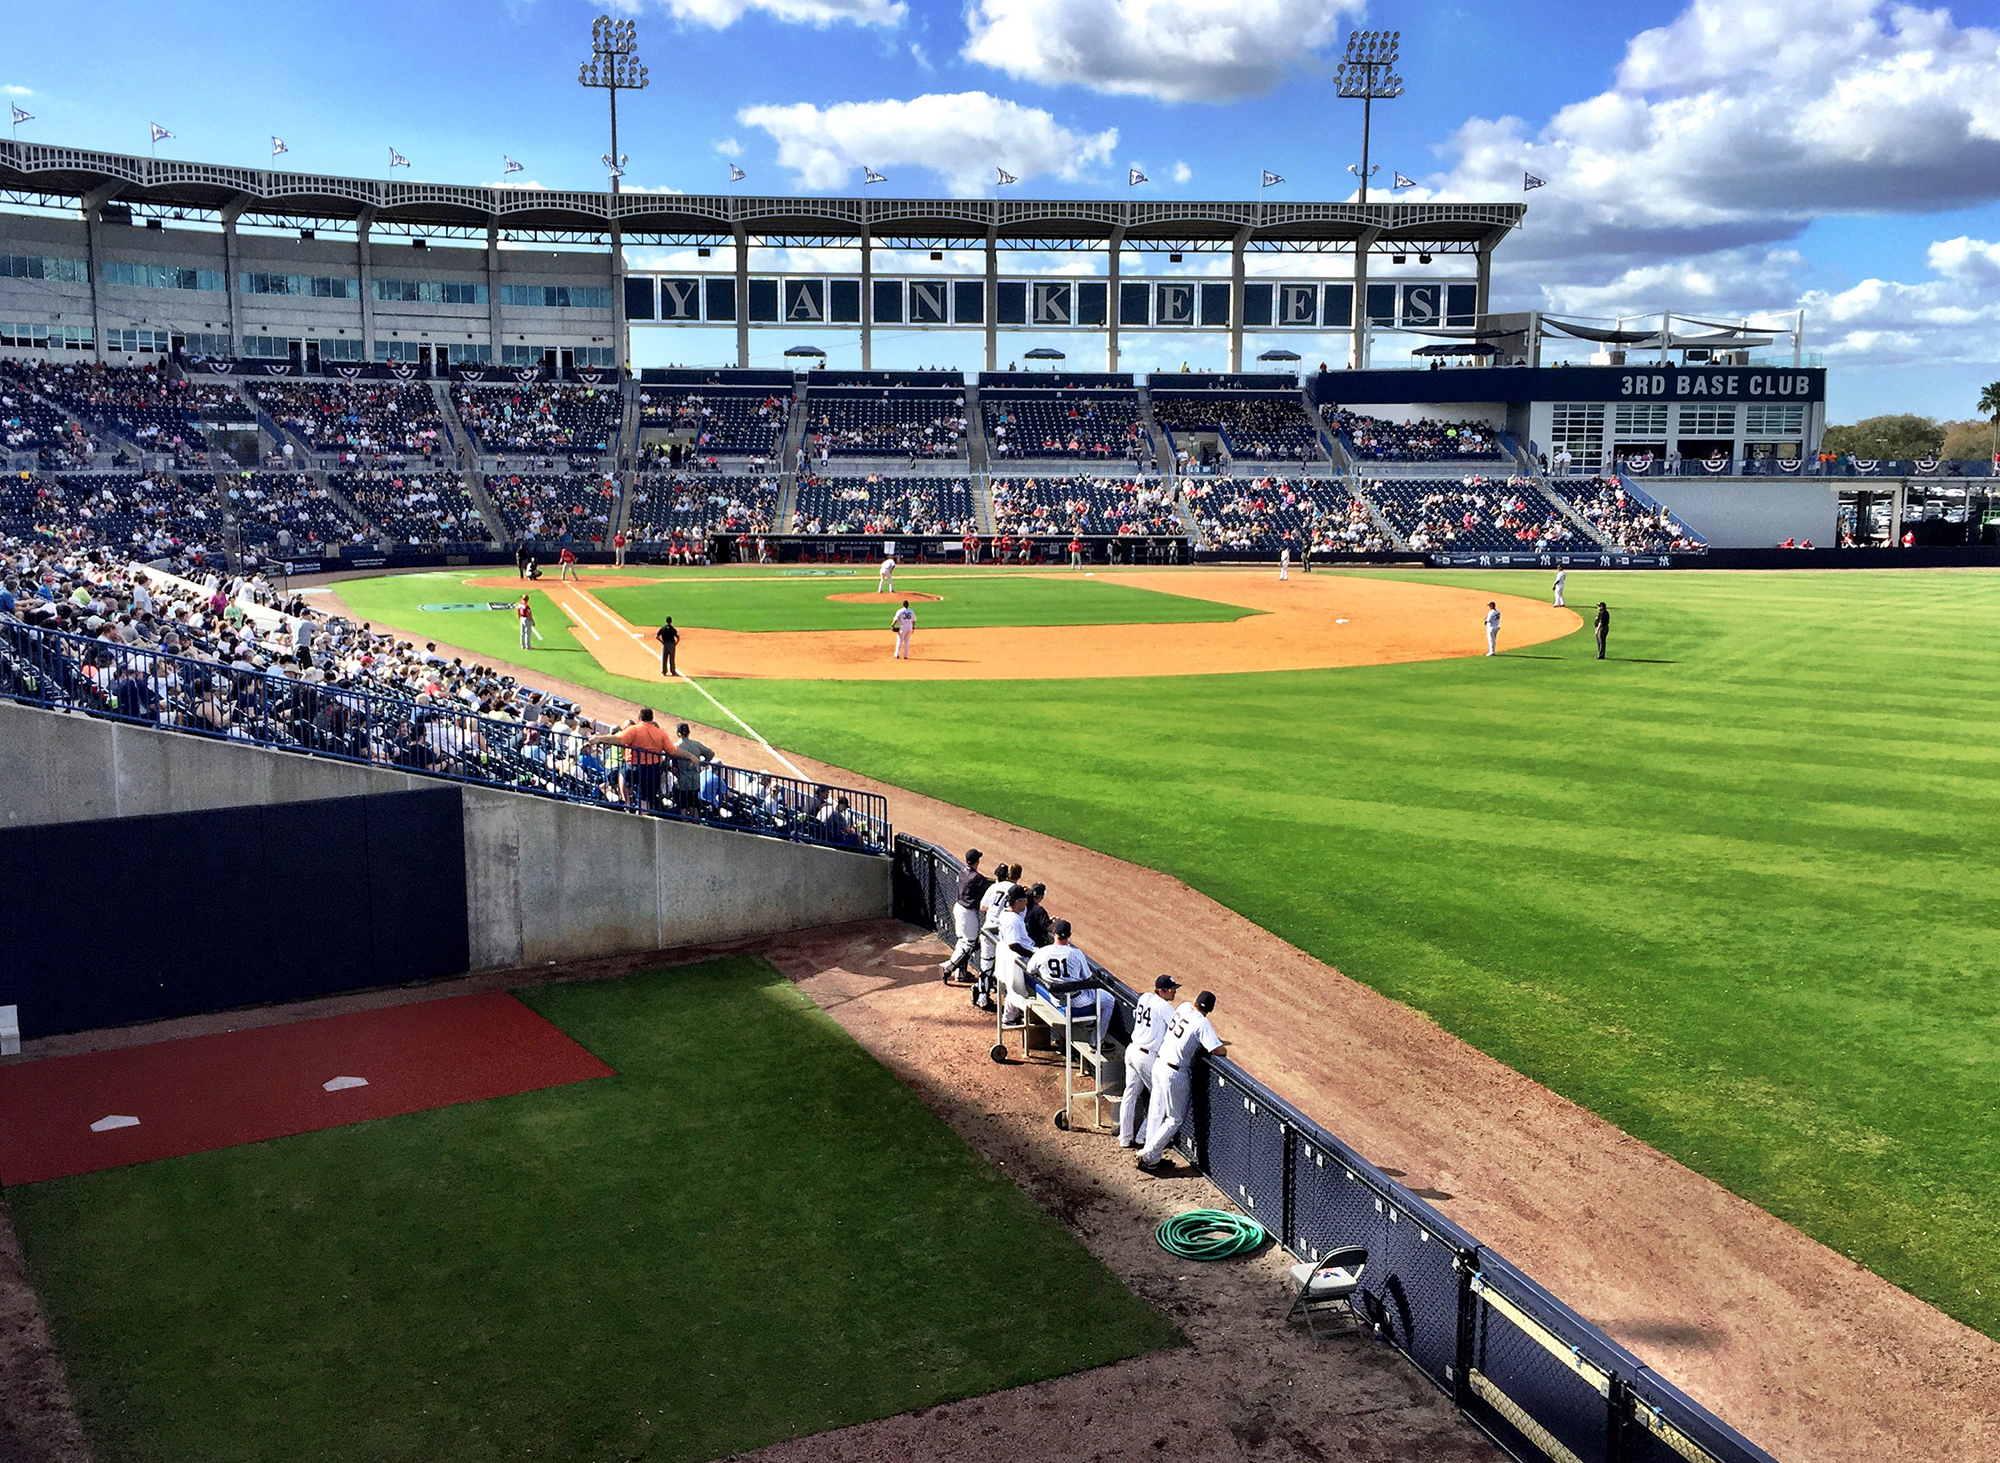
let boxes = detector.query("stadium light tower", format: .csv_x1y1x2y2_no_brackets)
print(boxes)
580,15,648,371
1335,30,1403,206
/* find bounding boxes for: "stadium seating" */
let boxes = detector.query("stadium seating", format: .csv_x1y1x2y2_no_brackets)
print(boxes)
333,471,494,546
0,362,256,463
487,471,617,544
792,476,977,536
1183,477,1389,553
1360,476,1580,552
249,380,448,460
1330,409,1505,462
452,383,620,455
223,472,358,549
0,361,101,466
627,473,781,550
980,389,1152,464
803,388,966,459
1151,390,1325,464
1545,476,1707,551
638,386,790,458
987,476,1182,537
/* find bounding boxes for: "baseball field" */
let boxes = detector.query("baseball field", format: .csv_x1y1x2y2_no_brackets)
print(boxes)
330,562,2000,1346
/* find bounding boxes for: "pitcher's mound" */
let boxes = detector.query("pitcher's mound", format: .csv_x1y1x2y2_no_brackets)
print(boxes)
827,591,943,604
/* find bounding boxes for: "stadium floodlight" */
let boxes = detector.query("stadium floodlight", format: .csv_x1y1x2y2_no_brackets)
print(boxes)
579,15,648,201
1334,30,1403,206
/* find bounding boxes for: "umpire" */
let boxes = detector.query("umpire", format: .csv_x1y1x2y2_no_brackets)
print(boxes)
1594,602,1610,660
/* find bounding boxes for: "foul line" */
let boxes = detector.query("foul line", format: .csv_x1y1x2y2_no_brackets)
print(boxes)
567,587,810,781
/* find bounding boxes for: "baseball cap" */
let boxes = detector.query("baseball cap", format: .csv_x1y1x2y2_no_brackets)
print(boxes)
1155,974,1180,991
1051,919,1071,938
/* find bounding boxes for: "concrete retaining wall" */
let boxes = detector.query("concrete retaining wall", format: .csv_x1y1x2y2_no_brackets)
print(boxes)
0,700,892,974
1647,478,1840,548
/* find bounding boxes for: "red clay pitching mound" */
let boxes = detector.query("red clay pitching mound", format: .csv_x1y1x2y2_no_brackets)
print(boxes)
826,591,944,603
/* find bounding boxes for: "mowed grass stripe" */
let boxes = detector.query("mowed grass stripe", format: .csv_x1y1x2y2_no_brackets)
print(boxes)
9,959,1177,1463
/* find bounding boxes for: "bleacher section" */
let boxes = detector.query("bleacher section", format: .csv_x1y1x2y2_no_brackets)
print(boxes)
803,385,966,460
222,472,356,550
486,471,617,545
1183,478,1388,553
334,470,495,547
452,383,620,456
1331,409,1505,462
986,476,1181,537
627,473,781,549
0,360,99,466
1548,476,1708,551
1152,387,1324,466
0,362,253,462
249,380,448,460
1,472,223,554
1361,477,1582,553
638,385,789,460
981,387,1151,465
791,476,977,536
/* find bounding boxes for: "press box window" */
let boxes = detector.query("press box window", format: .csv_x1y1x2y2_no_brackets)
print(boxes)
1745,403,1804,436
1549,402,1607,470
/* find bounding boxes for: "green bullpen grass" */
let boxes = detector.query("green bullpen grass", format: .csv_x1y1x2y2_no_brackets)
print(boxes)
336,567,2000,1337
9,958,1178,1463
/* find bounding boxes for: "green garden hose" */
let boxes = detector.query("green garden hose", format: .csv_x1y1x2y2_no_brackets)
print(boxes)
1155,1208,1267,1260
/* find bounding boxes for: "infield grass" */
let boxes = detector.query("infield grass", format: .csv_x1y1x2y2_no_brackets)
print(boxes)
335,565,2000,1337
8,957,1178,1463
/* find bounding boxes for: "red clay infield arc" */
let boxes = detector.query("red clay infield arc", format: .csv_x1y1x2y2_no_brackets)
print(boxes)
0,992,614,1186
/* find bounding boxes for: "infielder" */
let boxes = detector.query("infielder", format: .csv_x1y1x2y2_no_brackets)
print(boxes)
1279,546,1290,581
996,886,1036,1028
1138,989,1227,1170
938,849,991,983
1119,974,1179,1148
877,553,896,593
516,593,535,649
891,599,915,659
1484,601,1501,656
1552,567,1566,607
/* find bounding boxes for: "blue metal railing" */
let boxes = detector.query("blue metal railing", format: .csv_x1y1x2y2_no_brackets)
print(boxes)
0,618,891,855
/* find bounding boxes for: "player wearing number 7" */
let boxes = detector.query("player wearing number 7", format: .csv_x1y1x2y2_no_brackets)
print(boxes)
1138,990,1227,1171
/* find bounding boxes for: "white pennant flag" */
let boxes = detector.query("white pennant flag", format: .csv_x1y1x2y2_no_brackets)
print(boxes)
150,122,173,143
11,106,33,126
1261,169,1283,187
1393,171,1415,190
1524,171,1545,191
389,146,410,169
271,137,288,159
996,166,1018,185
504,156,523,175
1128,166,1147,186
864,167,886,184
728,163,746,181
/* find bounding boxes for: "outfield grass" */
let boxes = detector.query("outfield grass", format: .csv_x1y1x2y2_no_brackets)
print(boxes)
334,566,2000,1337
10,958,1178,1463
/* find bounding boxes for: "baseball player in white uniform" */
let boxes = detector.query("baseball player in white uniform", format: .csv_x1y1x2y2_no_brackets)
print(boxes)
996,886,1035,1027
1119,975,1180,1148
891,599,915,659
978,863,1019,993
877,554,896,593
1279,546,1290,581
1023,918,1099,1039
1139,990,1227,1169
1552,568,1566,607
1484,601,1501,656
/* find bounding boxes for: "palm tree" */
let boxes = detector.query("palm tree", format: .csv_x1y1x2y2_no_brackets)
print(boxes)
1980,381,2000,464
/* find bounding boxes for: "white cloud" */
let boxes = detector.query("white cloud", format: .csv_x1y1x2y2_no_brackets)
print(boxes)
739,92,1117,195
715,137,743,158
656,0,904,27
1171,160,1192,184
961,0,1360,103
2,86,33,98
911,41,932,70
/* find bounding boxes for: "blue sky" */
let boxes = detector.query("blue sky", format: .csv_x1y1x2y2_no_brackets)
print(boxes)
7,0,2000,420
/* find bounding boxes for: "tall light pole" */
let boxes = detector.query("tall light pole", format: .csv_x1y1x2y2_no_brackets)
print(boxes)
580,15,648,376
1335,30,1403,206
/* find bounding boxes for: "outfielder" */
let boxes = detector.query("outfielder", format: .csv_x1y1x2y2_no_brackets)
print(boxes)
516,593,535,649
892,599,915,659
1484,601,1501,656
1138,990,1227,1170
1279,546,1290,581
877,553,896,593
1553,567,1566,607
938,848,991,983
1119,974,1179,1148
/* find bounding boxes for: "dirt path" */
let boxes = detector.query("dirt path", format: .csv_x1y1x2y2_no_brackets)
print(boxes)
478,569,1577,681
311,579,1999,1460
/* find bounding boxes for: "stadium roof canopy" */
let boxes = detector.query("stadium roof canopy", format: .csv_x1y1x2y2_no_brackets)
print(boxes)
0,141,1526,254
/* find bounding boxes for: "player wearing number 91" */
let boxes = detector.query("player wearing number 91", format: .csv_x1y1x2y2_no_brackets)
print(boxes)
1138,990,1228,1171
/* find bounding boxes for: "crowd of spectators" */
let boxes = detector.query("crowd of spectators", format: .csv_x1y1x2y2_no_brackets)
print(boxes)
1330,409,1504,462
804,390,966,459
627,473,779,554
452,383,620,456
221,472,357,551
638,387,788,458
1363,476,1578,552
987,476,1182,537
1184,477,1388,554
486,471,616,545
981,392,1152,465
1542,476,1707,551
1152,392,1324,464
251,381,447,461
792,476,976,536
0,471,225,560
333,470,495,546
1,361,102,467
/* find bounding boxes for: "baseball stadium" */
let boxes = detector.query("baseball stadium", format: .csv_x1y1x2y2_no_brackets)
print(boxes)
3,21,1999,1463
